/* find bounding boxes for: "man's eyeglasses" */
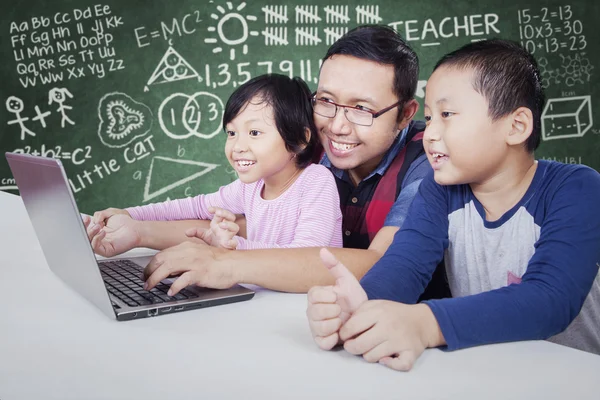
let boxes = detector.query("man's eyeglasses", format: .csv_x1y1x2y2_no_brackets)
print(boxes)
311,95,401,127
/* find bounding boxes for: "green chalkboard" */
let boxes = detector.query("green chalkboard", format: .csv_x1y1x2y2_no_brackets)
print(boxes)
1,0,598,214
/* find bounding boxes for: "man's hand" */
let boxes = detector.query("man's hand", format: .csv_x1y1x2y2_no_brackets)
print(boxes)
143,241,237,295
340,301,444,371
307,248,368,350
185,207,239,249
82,211,141,257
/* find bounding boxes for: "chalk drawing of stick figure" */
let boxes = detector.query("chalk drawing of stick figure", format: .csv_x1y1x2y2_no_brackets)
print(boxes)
48,87,74,127
6,96,36,140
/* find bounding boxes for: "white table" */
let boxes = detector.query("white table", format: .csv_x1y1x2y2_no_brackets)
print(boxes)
1,190,599,400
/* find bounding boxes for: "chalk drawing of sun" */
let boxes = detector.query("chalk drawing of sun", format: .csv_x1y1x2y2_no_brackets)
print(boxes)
204,1,259,61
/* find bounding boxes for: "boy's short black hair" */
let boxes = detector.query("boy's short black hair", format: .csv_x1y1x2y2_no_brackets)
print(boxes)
222,74,317,168
323,25,419,120
433,39,545,152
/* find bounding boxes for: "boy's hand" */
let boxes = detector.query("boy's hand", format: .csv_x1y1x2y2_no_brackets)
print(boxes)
339,301,445,371
82,212,141,257
186,207,239,249
307,248,368,350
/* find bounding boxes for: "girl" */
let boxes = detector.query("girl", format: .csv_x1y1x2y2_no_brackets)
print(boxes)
98,74,342,250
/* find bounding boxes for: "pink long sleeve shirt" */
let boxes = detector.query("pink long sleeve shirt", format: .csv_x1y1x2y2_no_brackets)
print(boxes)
126,164,343,250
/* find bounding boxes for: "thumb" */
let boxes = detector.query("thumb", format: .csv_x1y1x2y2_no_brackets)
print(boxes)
185,227,198,238
320,248,368,315
320,248,357,286
186,227,211,244
185,227,206,239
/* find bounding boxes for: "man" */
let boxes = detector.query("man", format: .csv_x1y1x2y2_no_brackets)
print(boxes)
86,25,448,297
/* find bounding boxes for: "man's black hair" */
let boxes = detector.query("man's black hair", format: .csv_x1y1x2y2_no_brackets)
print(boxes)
324,25,419,119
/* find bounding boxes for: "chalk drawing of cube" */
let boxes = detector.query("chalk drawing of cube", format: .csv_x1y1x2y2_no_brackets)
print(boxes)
541,95,593,141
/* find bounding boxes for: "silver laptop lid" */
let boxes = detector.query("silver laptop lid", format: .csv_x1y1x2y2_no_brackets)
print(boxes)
6,152,115,319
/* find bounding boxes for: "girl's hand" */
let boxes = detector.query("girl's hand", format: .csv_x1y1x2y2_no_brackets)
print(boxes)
185,207,239,249
82,212,141,257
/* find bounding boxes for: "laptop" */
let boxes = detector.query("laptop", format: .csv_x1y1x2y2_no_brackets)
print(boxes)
5,152,255,321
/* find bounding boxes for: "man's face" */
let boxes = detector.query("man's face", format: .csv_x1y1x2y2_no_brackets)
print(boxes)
314,55,404,183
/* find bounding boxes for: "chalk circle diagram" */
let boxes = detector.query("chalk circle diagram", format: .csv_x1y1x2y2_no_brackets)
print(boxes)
144,45,202,92
143,156,219,201
159,92,224,140
98,92,153,148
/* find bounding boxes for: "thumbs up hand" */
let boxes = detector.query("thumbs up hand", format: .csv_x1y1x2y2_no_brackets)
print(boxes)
306,248,368,350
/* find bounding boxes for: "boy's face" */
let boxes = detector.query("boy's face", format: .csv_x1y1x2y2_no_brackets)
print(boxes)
423,66,510,186
315,55,405,183
224,98,297,186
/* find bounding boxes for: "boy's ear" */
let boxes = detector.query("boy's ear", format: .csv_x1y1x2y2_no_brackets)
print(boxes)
506,107,534,146
396,99,419,131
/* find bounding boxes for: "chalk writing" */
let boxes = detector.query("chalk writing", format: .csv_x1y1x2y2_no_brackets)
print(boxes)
517,5,588,54
11,144,93,165
134,11,202,48
388,14,501,47
69,136,156,193
9,4,126,88
158,92,224,140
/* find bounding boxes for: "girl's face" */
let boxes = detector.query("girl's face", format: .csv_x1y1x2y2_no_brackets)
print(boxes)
224,98,299,190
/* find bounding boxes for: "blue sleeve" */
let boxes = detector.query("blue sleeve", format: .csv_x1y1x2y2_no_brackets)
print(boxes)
361,171,448,302
384,153,432,228
425,167,600,350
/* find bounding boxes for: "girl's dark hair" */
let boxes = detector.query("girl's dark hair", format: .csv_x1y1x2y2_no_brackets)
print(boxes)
222,74,318,168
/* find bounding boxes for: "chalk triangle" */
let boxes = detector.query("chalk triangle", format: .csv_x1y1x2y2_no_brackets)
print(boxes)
145,46,203,89
143,156,218,201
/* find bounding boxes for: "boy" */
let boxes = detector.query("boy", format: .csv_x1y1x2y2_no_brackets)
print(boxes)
307,39,600,370
87,26,449,298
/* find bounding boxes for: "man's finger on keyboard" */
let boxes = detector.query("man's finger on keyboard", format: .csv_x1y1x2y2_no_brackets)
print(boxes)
143,253,178,290
166,272,192,296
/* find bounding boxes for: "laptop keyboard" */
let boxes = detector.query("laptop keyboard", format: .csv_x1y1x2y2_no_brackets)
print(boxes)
99,259,199,307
